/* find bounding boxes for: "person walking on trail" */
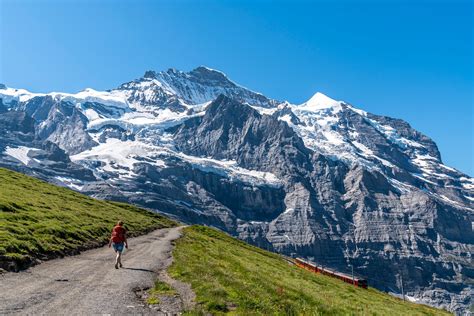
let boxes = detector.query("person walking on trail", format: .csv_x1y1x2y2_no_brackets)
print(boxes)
108,221,128,269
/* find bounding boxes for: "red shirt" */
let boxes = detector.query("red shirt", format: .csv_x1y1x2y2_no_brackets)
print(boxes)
111,225,126,243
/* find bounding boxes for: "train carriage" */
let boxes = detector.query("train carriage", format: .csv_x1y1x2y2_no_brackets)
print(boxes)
294,258,368,289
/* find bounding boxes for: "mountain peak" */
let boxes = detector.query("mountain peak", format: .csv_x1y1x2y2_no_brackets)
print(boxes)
189,66,229,82
143,70,158,79
118,66,277,108
301,92,341,110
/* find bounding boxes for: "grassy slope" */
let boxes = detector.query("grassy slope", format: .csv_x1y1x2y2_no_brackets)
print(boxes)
0,167,176,270
169,226,450,316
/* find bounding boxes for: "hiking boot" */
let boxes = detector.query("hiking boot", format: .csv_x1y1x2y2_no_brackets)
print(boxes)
115,263,119,269
119,263,123,268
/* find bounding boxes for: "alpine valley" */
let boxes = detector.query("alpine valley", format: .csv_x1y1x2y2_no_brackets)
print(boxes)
0,67,472,313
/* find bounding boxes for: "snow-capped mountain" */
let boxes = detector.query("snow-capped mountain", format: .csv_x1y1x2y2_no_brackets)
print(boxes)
0,67,472,313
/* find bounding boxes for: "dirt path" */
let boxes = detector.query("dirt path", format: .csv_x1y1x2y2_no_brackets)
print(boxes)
0,226,194,315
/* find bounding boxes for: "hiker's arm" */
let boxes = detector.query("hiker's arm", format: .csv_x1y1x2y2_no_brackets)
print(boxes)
108,235,112,247
125,236,128,248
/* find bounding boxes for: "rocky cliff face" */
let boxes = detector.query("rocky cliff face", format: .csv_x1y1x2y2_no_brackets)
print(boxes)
0,67,472,313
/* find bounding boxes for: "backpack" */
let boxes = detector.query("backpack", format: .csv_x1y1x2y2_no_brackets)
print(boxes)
111,226,126,243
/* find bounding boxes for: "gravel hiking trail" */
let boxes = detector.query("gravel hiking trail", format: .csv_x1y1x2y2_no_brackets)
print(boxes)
0,226,195,315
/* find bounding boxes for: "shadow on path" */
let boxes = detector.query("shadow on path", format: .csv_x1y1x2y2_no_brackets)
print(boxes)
121,267,154,273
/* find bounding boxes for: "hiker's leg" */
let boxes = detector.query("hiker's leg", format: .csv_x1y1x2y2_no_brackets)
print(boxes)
117,251,122,265
115,251,120,265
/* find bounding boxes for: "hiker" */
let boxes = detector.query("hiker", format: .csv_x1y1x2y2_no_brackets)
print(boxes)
108,220,128,269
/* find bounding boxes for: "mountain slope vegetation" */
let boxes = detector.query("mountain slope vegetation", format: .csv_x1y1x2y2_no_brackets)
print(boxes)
0,167,176,271
169,226,450,315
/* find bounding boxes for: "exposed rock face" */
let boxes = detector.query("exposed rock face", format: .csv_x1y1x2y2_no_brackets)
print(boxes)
0,110,36,136
173,95,313,178
36,100,97,155
117,67,278,109
0,99,98,184
0,67,472,313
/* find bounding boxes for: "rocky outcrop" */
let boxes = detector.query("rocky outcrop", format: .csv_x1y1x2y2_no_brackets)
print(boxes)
173,95,313,178
35,99,97,154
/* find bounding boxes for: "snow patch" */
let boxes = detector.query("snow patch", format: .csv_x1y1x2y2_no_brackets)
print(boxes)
251,105,278,116
177,153,282,188
0,87,43,104
352,141,374,156
71,137,281,188
55,176,84,191
282,208,294,215
460,177,474,190
438,194,464,207
71,139,166,177
54,88,129,110
348,106,367,117
83,108,101,121
4,146,40,165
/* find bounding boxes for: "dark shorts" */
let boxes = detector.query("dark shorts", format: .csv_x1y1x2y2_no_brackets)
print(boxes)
112,242,124,253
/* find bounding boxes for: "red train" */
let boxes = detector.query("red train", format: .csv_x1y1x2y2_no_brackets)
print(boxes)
294,258,368,289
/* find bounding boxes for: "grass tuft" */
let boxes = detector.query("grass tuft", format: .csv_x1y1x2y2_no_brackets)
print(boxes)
150,280,177,296
147,280,177,305
146,296,160,305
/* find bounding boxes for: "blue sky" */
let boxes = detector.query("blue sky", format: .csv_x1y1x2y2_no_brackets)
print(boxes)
1,0,473,175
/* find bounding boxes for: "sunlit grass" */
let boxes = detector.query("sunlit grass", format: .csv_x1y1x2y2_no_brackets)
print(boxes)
147,280,178,305
170,226,450,315
0,167,176,268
